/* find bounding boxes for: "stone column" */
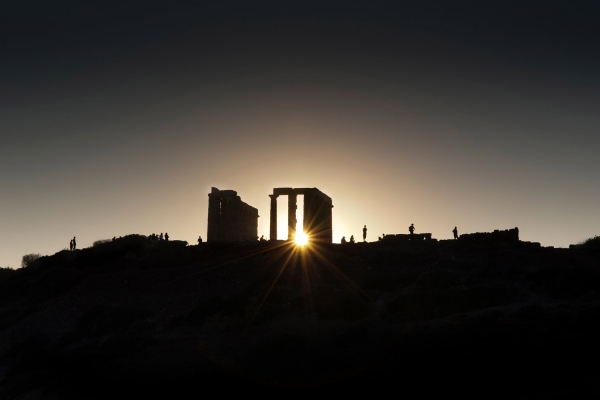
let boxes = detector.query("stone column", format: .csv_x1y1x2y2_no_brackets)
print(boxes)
269,194,278,241
325,202,333,243
303,192,314,236
288,193,297,241
231,196,242,241
207,188,221,242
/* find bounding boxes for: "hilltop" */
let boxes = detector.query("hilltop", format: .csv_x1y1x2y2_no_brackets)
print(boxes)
1,235,600,398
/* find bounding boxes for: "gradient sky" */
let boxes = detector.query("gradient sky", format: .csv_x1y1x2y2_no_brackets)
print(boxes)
1,1,599,267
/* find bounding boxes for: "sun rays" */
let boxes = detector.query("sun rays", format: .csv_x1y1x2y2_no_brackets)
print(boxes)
247,238,370,328
295,231,309,246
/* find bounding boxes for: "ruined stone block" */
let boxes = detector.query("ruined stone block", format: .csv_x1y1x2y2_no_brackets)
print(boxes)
207,187,259,242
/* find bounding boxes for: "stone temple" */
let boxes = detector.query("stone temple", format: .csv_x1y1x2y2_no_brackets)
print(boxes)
269,187,333,243
207,187,259,242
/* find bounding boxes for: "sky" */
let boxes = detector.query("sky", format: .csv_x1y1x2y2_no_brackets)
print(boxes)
1,1,599,267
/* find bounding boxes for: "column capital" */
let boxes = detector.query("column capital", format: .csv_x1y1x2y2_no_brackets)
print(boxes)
269,194,278,199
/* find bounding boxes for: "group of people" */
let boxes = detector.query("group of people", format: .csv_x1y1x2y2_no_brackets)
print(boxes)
354,224,461,243
341,225,368,244
413,223,460,239
67,224,460,250
149,233,169,241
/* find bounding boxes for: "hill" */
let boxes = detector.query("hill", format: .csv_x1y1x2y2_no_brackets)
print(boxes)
1,235,600,398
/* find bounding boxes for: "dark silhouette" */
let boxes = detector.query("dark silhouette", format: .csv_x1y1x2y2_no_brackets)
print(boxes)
363,225,367,242
197,236,203,244
208,187,259,242
453,226,458,240
159,233,164,241
72,236,76,250
350,235,355,244
260,235,266,242
165,233,169,241
269,187,333,244
21,253,41,268
409,224,415,239
69,239,73,251
459,228,519,244
112,236,116,242
341,236,347,244
4,230,600,399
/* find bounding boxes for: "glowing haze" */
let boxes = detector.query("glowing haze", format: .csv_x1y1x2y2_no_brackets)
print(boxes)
1,1,599,267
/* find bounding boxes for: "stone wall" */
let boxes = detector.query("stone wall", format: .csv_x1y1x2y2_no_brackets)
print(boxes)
458,228,519,243
381,233,433,242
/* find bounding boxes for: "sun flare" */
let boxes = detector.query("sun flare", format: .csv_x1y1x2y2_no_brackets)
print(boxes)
295,232,309,246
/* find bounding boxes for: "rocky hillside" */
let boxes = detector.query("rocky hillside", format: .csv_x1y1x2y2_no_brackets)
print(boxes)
1,235,600,398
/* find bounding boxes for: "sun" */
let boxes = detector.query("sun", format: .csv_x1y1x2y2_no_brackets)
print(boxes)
295,231,309,246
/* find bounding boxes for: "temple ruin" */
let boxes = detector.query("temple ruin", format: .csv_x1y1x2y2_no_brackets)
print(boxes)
207,187,259,242
269,187,333,243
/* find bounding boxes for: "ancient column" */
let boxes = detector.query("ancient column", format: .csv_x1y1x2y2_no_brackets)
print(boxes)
325,202,333,243
288,193,297,241
207,188,221,242
303,191,314,237
269,194,278,241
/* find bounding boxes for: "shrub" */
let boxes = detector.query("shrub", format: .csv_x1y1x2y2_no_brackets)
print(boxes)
579,235,600,253
21,253,41,268
93,239,112,247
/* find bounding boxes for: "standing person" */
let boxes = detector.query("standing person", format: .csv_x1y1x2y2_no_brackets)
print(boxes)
72,236,77,250
452,226,458,240
409,224,415,239
69,239,73,251
198,236,203,244
159,233,164,241
165,232,169,241
350,235,355,244
363,225,367,242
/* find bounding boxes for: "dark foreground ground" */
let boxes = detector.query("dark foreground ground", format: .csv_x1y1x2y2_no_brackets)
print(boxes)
1,235,600,399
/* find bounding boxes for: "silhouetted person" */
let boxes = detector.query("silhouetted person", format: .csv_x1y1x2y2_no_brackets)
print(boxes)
165,232,169,241
350,235,355,244
112,236,116,242
363,225,367,242
341,236,347,244
409,224,415,239
260,235,266,242
72,236,77,250
198,236,203,244
69,239,73,251
453,226,458,240
159,233,164,241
